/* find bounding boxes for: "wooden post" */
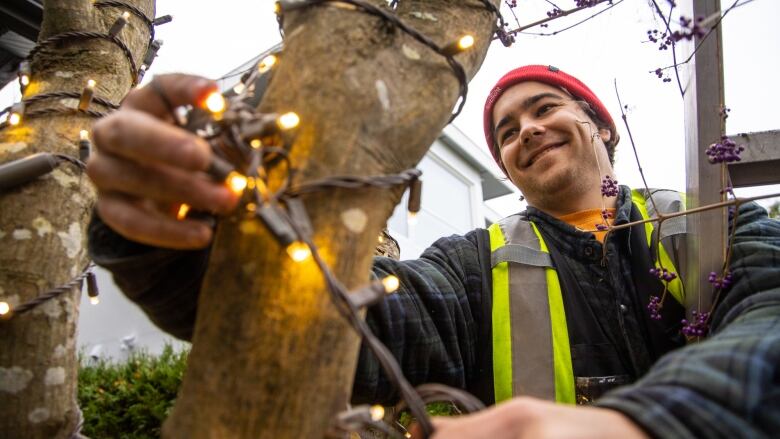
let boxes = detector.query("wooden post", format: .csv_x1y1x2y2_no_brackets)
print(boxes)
163,1,499,437
679,0,727,315
0,1,153,437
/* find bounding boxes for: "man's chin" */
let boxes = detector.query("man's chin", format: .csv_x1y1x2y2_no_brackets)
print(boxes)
521,169,581,200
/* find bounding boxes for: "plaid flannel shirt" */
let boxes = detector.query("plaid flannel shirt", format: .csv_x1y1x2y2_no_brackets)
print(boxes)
89,188,780,438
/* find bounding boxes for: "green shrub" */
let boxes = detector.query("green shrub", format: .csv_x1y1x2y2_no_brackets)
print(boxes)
78,345,189,439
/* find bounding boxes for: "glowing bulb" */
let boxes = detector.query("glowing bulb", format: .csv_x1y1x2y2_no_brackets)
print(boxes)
176,204,191,220
8,112,21,126
381,275,400,293
20,75,30,86
458,35,475,50
407,211,418,226
286,241,311,262
277,112,300,130
0,302,10,316
258,54,278,73
90,296,100,305
405,433,412,439
204,92,226,114
232,83,246,94
377,234,384,244
80,130,89,141
87,79,97,89
122,11,130,20
245,202,257,212
369,405,385,421
226,172,248,194
250,139,262,149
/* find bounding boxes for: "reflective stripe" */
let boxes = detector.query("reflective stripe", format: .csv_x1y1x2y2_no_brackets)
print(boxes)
489,218,575,404
530,222,575,404
631,190,685,304
491,244,554,268
488,222,513,403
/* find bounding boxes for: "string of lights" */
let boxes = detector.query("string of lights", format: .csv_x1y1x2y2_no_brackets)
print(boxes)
276,0,503,120
0,263,98,321
171,19,491,430
28,30,140,83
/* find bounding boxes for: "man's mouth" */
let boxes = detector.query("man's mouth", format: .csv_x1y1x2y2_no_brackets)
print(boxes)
526,142,566,167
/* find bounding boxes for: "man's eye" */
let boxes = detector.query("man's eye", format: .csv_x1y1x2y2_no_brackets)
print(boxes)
537,103,556,116
500,128,518,146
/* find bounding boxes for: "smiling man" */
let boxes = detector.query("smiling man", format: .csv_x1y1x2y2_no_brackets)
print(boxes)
87,66,780,438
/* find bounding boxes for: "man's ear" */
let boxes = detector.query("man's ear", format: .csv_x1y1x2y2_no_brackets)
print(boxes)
598,127,612,144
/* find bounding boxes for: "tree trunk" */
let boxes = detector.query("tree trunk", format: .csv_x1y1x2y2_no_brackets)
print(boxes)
164,1,498,437
0,1,153,437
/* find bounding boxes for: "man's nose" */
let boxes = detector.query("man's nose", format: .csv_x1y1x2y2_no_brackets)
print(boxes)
520,121,545,146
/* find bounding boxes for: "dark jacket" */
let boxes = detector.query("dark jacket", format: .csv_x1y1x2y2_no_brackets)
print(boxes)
88,186,780,438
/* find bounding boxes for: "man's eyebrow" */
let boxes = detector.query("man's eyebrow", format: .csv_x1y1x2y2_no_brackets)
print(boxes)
493,92,567,141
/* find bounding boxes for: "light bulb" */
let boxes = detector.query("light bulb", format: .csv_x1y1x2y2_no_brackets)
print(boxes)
176,204,191,220
8,112,21,126
90,296,100,305
277,112,300,130
80,130,89,141
20,75,30,86
381,275,399,293
204,92,226,114
226,172,248,194
87,79,97,89
286,241,311,262
407,212,418,226
369,405,385,421
232,83,246,94
258,54,278,73
250,139,262,149
458,35,475,50
0,302,10,316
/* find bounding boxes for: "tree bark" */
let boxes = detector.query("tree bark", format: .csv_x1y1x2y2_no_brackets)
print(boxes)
0,1,153,437
164,1,498,437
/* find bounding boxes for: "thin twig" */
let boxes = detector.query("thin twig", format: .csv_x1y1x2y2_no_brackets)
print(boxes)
583,192,780,234
613,79,658,214
502,0,614,35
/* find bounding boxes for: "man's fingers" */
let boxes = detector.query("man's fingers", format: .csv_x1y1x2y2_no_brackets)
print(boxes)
96,191,214,250
87,151,238,214
92,108,212,172
122,73,218,119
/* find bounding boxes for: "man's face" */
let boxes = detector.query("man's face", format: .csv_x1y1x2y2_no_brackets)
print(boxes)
491,81,611,207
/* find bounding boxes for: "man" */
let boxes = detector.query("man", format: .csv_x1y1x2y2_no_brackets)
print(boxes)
87,66,780,438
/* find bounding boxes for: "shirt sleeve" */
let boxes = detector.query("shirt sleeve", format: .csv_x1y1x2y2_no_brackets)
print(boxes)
595,202,780,438
87,212,209,341
352,231,493,406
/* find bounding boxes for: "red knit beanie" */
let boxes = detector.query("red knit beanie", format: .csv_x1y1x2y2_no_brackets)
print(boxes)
483,65,616,167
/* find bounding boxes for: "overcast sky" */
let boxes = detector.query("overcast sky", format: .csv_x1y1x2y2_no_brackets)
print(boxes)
2,0,777,214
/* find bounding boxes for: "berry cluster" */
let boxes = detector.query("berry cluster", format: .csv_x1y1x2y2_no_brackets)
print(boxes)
595,223,609,231
601,209,613,220
601,175,619,197
546,8,564,18
654,67,672,83
650,267,678,282
647,296,662,320
705,136,745,163
708,271,734,289
681,310,710,337
647,15,706,52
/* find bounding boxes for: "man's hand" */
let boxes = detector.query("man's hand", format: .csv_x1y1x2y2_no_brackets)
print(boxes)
413,397,649,439
88,74,240,249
